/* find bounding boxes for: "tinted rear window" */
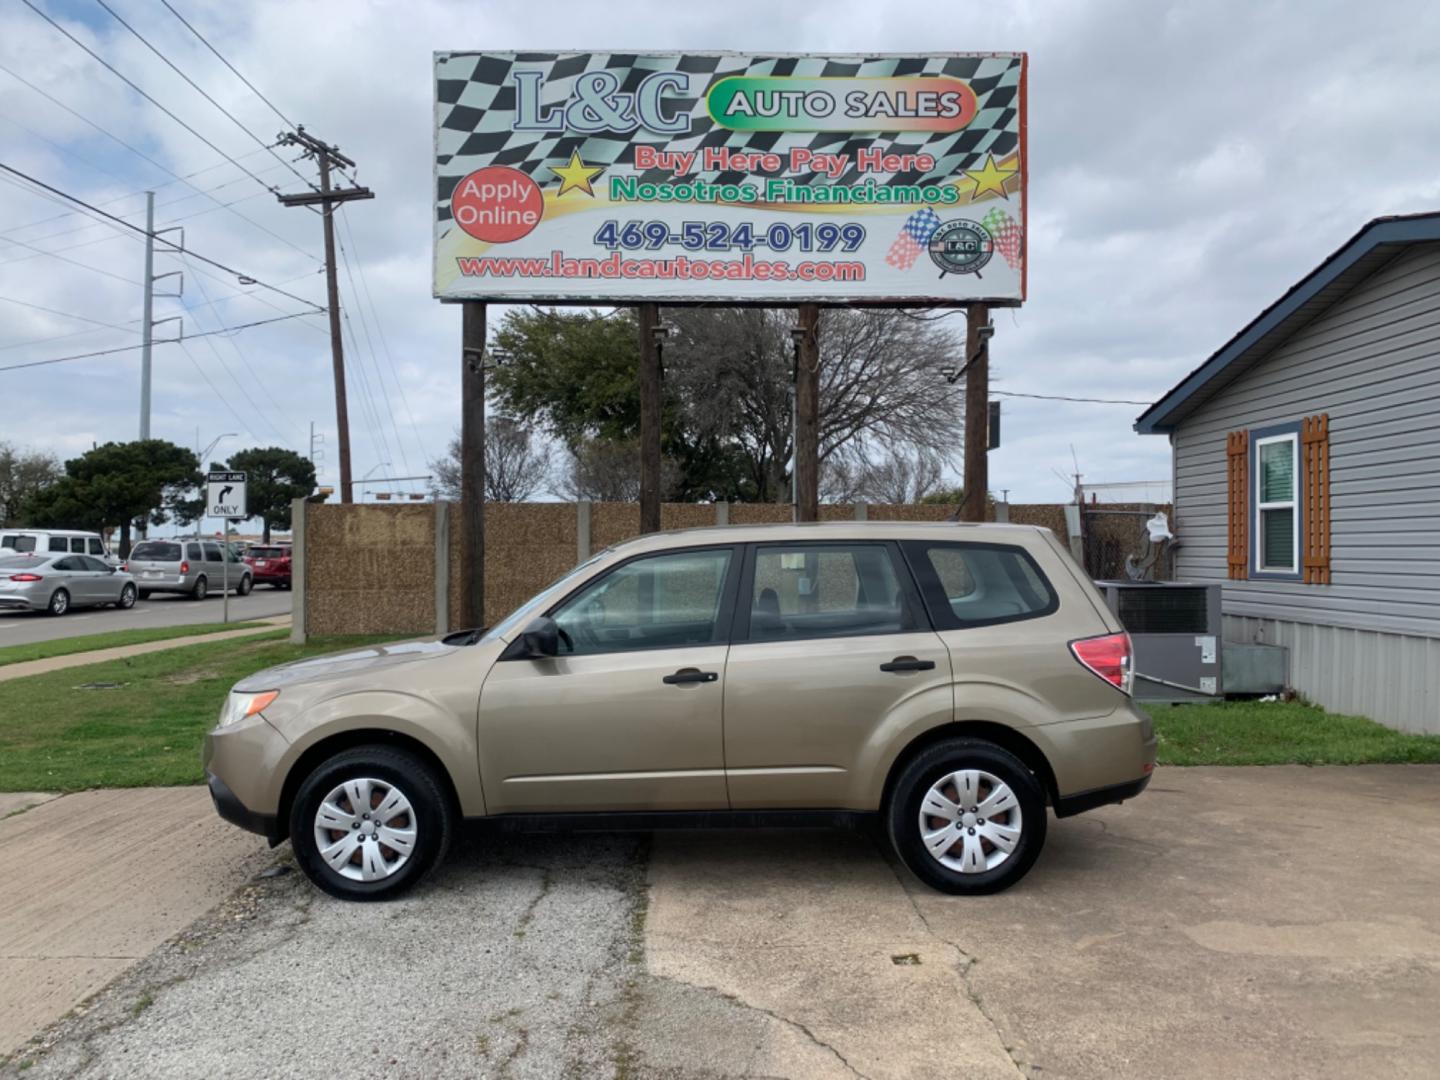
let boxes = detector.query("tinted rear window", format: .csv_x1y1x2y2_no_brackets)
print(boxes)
903,542,1058,629
1,535,35,553
249,547,288,558
130,542,182,561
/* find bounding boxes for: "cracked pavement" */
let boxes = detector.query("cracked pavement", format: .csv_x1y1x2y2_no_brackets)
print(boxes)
4,765,1440,1078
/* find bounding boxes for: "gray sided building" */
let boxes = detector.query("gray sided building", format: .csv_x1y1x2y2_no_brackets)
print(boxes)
1137,213,1440,734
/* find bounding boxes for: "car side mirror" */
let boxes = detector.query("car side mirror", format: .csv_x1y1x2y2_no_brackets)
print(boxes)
519,616,560,658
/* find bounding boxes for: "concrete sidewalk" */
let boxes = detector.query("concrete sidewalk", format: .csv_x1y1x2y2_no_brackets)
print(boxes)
0,788,269,1060
0,617,290,684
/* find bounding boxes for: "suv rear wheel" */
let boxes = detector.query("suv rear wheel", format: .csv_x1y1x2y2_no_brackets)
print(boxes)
290,745,454,901
191,575,208,601
887,738,1047,895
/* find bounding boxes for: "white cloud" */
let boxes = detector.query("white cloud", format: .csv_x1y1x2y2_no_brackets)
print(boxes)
1,0,1438,501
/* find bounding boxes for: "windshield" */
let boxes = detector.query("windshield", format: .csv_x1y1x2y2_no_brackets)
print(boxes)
130,541,181,561
481,552,608,642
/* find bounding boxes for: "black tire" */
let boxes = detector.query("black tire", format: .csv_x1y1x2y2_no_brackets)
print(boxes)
117,584,137,610
236,574,252,597
137,589,152,601
191,575,208,601
289,745,454,902
47,588,70,617
887,738,1048,896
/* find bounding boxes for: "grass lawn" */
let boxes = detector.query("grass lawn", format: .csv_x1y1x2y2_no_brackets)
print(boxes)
1152,699,1440,766
0,632,404,792
0,620,268,668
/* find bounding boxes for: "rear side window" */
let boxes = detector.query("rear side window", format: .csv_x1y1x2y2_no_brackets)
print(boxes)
1,535,34,552
745,543,915,642
48,537,68,552
902,542,1058,630
131,542,181,561
187,543,203,561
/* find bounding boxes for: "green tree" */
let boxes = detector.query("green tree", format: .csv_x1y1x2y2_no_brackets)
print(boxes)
223,446,316,543
0,442,62,526
25,440,200,555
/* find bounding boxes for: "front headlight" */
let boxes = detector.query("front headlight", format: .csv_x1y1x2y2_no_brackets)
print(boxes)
217,689,279,728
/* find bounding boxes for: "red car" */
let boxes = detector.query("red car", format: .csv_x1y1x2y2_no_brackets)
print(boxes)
242,545,292,589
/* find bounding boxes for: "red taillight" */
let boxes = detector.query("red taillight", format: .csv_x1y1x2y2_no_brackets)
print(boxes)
180,561,190,574
1071,632,1133,694
9,573,43,582
119,563,128,572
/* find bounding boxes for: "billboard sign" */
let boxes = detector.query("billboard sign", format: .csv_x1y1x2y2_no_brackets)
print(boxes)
434,52,1026,305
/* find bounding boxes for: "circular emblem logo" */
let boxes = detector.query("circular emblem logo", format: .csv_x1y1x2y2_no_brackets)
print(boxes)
451,166,543,243
928,219,994,276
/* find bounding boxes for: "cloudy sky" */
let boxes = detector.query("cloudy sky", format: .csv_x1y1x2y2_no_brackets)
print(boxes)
2,0,1437,506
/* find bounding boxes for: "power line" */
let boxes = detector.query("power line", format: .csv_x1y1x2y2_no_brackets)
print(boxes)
335,230,409,486
338,206,429,485
160,0,297,130
0,292,135,332
0,63,319,263
0,230,143,286
0,312,316,372
91,0,320,197
990,389,1154,406
22,0,278,195
0,162,325,312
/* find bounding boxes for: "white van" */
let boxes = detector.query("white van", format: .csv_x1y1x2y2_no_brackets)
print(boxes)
0,529,118,566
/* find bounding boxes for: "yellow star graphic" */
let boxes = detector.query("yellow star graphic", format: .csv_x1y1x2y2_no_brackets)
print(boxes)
960,153,1018,201
549,151,604,197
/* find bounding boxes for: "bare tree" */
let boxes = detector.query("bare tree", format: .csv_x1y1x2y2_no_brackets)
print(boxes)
554,438,680,502
430,417,550,502
664,309,964,502
821,445,949,504
0,442,62,526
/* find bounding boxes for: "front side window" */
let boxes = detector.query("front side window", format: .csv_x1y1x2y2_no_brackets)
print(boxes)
1255,432,1298,574
746,543,912,642
70,538,87,553
203,543,223,562
552,547,734,655
903,542,1057,629
89,539,105,555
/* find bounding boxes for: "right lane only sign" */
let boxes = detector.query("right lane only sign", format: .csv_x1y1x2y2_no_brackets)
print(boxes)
207,471,248,520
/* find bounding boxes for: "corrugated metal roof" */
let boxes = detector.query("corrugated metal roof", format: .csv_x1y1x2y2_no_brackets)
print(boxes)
1135,212,1440,435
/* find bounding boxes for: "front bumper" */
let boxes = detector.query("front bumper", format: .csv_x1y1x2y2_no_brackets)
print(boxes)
207,771,282,844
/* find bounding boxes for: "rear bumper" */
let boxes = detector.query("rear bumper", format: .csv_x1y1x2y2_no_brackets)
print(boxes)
207,770,281,844
1053,771,1152,818
0,595,42,611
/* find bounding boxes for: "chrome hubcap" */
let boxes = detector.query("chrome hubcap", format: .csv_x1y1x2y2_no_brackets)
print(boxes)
918,768,1022,874
313,778,417,882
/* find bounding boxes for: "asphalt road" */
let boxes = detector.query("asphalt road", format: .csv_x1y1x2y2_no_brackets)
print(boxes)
6,765,1439,1079
0,588,292,647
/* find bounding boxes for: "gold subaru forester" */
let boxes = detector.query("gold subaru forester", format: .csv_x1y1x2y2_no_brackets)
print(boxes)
205,522,1155,900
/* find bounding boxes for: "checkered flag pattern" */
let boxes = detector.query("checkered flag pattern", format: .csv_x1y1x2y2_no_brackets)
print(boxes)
886,208,943,270
981,207,1023,270
434,52,1023,226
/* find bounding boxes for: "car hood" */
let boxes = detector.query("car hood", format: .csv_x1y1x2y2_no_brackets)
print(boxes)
234,638,457,692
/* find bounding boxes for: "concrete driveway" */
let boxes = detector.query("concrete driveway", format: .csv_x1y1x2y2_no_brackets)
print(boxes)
5,765,1438,1078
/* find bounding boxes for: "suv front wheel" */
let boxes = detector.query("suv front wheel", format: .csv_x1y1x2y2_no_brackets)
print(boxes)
887,738,1047,895
290,745,454,901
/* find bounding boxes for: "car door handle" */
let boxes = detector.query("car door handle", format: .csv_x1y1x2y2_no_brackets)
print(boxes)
880,657,936,673
662,669,719,685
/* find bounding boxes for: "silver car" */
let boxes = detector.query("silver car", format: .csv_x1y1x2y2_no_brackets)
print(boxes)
0,553,137,616
127,539,252,600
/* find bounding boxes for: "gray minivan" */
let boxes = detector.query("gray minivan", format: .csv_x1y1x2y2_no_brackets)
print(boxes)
127,539,253,600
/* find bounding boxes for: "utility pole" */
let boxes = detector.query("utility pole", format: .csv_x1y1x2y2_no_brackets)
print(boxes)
959,303,993,523
276,128,373,504
793,304,821,522
460,303,487,628
139,191,154,440
637,303,662,535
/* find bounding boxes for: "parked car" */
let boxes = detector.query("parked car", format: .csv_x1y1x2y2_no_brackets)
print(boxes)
0,529,117,566
127,538,253,600
0,553,137,615
205,522,1155,901
243,544,292,589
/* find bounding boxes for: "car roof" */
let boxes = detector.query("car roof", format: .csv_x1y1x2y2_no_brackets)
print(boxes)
602,520,1053,555
1,528,99,537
